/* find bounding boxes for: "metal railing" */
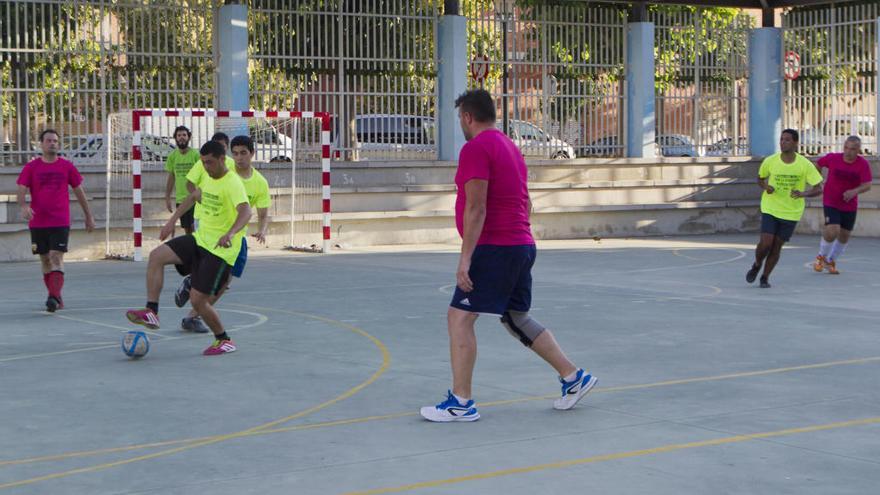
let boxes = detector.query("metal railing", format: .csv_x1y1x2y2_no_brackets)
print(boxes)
783,1,878,156
466,1,626,158
249,0,439,161
650,6,752,158
0,0,214,167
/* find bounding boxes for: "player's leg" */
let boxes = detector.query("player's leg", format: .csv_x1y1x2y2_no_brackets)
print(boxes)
760,235,787,287
826,211,855,274
816,207,839,271
189,249,236,355
747,215,776,283
126,237,189,329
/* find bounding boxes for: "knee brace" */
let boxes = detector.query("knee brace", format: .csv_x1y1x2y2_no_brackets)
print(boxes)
500,311,546,348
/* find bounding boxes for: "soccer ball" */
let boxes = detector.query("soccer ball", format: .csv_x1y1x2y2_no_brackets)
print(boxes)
122,330,150,358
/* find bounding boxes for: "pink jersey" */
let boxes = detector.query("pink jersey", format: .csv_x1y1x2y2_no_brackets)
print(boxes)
16,157,83,228
455,128,534,246
818,153,872,212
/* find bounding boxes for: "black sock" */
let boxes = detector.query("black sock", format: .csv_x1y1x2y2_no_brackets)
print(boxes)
216,332,230,341
146,302,159,314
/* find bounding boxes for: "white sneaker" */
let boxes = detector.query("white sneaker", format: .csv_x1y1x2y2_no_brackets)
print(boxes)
554,369,598,410
420,390,480,422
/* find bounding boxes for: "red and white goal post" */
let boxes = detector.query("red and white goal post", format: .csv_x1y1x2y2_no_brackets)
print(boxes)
105,109,331,261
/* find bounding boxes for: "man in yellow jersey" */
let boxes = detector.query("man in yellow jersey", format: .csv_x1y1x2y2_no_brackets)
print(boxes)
163,126,200,235
175,135,271,332
126,141,251,356
746,129,823,288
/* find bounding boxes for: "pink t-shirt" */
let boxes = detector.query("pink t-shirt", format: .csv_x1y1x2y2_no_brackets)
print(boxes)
818,153,872,212
16,157,83,228
455,128,534,246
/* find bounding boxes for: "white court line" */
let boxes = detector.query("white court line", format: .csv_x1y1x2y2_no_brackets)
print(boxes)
0,309,268,363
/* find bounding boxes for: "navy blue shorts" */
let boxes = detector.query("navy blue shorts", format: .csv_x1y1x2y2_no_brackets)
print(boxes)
760,213,798,242
231,237,248,278
450,244,536,315
823,206,857,231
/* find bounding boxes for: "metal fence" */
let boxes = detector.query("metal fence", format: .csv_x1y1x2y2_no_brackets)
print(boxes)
466,1,626,158
0,0,215,167
650,6,752,158
782,1,878,156
250,0,439,161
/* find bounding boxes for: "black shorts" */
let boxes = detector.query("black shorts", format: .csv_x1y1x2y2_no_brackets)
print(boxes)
450,244,536,315
30,227,70,255
760,213,798,242
165,235,231,296
823,206,857,231
176,203,195,231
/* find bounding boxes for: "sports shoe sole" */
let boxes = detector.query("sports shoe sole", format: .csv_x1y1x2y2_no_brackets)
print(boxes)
419,407,480,422
554,375,598,410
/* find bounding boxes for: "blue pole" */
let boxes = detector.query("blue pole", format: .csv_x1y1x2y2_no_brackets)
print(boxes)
437,14,467,161
626,22,655,158
217,4,249,139
748,28,783,157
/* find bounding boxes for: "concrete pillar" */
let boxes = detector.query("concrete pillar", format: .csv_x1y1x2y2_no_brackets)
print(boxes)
876,18,879,155
748,27,783,156
625,22,655,158
216,4,249,138
437,14,467,161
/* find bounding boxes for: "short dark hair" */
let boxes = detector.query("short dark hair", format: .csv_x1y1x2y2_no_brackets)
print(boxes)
230,135,254,153
454,89,497,123
211,132,230,144
39,129,59,141
200,140,226,159
173,125,191,137
781,128,799,142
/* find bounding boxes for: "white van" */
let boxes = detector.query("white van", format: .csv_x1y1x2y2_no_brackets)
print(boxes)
137,109,297,163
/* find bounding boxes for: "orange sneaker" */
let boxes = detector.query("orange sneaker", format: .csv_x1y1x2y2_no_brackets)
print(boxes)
813,255,826,272
826,260,839,275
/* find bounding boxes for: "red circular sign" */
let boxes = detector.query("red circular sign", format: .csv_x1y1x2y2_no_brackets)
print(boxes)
470,55,489,82
784,51,801,80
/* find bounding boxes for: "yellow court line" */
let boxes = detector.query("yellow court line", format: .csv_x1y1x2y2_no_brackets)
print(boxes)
341,416,880,495
0,309,390,491
3,354,879,469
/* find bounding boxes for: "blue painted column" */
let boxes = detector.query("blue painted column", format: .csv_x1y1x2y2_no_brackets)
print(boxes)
876,18,879,154
217,4,249,138
437,14,468,161
625,22,655,158
748,28,783,156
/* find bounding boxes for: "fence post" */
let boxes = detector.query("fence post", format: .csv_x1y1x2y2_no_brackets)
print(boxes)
877,17,879,155
625,21,655,158
217,3,249,137
748,27,782,156
437,10,467,161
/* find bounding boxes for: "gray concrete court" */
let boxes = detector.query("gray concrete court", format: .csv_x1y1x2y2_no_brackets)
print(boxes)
1,233,879,495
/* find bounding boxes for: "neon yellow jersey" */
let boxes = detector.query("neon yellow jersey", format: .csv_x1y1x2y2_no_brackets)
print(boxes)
758,153,823,221
193,169,249,266
164,148,201,202
239,168,272,209
186,156,235,219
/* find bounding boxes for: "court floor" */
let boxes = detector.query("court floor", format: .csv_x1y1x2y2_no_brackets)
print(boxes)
1,234,878,494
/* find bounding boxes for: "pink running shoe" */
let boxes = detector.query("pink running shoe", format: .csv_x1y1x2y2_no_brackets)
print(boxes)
203,339,237,356
126,308,160,329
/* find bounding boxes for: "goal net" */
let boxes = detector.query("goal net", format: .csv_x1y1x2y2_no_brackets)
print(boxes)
105,109,331,261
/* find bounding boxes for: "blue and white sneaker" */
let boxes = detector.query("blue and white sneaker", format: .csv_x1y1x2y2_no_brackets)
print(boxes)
553,369,598,410
174,275,191,308
420,390,480,422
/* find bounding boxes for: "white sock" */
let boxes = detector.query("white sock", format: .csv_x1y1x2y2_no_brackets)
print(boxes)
563,369,581,382
819,238,832,258
453,393,470,405
828,240,847,261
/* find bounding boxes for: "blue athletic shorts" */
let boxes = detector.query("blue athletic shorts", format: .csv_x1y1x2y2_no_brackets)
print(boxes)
231,237,248,278
760,213,798,242
450,244,536,315
823,205,857,231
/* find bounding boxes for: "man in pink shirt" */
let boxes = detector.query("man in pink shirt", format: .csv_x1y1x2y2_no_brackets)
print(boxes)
16,129,95,312
420,90,596,422
813,136,872,275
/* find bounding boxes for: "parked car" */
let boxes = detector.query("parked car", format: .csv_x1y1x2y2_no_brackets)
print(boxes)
820,115,874,154
497,120,576,159
706,137,748,156
584,136,622,157
657,134,699,157
59,133,174,166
